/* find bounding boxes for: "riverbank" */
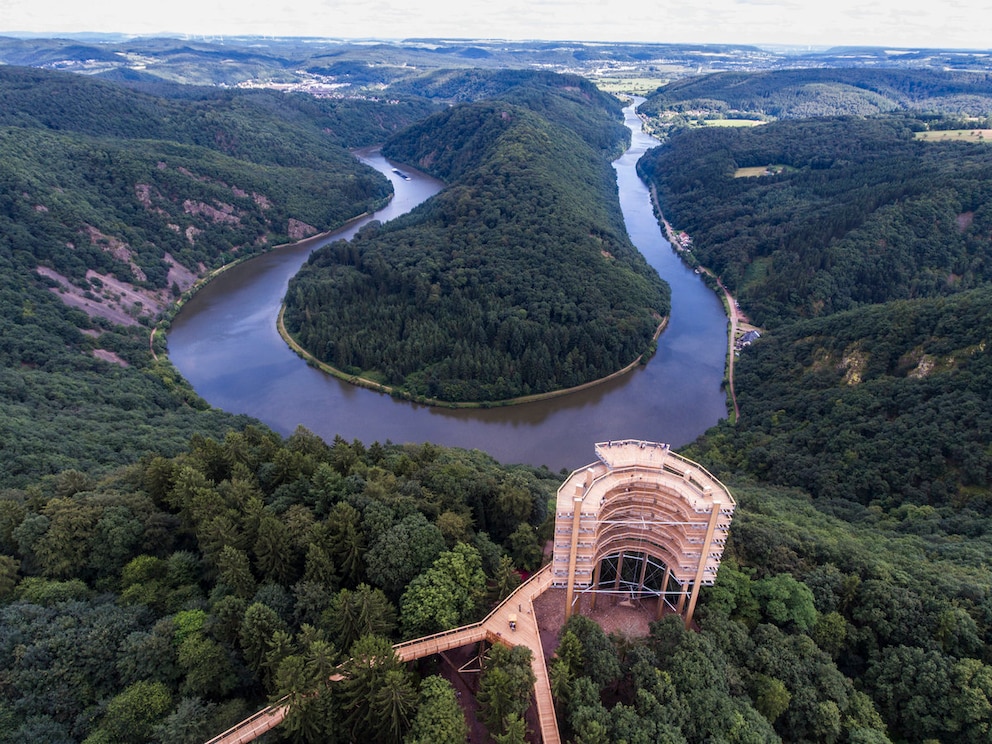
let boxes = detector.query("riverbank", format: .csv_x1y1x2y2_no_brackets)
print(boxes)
278,306,669,409
149,209,381,362
647,184,745,421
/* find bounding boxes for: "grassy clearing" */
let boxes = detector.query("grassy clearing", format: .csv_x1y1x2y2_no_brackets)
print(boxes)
703,119,765,127
594,76,669,95
915,129,992,142
741,256,772,286
734,164,788,178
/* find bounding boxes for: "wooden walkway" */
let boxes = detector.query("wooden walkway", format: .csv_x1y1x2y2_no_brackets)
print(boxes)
204,703,288,744
206,564,560,744
468,563,558,744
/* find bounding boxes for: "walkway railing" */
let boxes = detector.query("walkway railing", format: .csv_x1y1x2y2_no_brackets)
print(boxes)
394,624,490,662
204,698,289,744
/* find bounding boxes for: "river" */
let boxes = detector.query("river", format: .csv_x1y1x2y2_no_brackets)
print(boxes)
166,99,729,473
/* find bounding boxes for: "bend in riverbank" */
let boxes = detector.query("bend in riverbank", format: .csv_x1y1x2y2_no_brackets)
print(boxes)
149,209,382,362
278,305,669,409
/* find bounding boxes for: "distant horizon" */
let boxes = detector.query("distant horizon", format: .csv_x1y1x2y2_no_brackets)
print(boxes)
1,31,989,56
1,1,990,53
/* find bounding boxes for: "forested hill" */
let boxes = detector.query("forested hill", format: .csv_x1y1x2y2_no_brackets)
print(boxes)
388,69,629,156
639,67,992,123
0,65,439,156
0,64,441,285
689,287,992,515
672,280,992,744
0,65,435,483
639,107,992,513
638,115,992,326
284,84,669,403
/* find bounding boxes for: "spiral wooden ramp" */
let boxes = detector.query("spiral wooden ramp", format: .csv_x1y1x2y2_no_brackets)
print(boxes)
205,563,559,744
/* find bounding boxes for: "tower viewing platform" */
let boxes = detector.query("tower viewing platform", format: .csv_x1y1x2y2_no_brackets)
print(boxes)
552,440,735,627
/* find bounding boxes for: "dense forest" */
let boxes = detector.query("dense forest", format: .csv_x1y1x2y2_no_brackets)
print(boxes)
1,420,989,743
685,289,992,517
1,47,992,744
284,73,668,402
638,115,992,326
385,69,631,157
0,64,440,289
0,430,562,743
663,291,992,742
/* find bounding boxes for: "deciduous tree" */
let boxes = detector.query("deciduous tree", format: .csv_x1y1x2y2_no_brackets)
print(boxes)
405,675,469,744
399,542,485,637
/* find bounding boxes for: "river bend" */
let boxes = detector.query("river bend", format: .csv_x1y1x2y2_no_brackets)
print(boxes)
167,101,729,472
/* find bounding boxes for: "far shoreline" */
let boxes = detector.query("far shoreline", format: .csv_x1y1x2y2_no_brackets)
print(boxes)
645,181,746,421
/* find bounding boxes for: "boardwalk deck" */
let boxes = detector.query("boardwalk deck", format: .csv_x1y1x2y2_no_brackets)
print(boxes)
206,563,560,744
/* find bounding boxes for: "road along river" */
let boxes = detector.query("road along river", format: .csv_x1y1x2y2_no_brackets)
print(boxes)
166,100,729,473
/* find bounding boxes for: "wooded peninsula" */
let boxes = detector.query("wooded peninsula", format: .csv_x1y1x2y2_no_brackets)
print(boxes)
283,72,669,403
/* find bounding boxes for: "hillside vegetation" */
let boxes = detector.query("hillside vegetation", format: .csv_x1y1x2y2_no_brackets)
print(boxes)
0,65,434,484
638,115,992,326
284,73,668,402
387,69,630,156
639,97,992,523
636,75,992,743
688,289,992,514
667,289,992,742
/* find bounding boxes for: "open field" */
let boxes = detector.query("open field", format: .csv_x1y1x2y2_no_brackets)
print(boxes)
734,164,788,178
915,128,992,142
703,118,765,127
593,76,669,95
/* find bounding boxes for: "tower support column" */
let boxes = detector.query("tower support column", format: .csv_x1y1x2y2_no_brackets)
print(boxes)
637,552,650,594
590,560,602,610
563,496,584,620
684,501,722,628
657,564,672,619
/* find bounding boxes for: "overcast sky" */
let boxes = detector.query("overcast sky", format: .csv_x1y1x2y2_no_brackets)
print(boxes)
1,0,991,50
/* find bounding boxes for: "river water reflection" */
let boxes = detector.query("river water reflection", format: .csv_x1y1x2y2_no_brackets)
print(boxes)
167,100,729,472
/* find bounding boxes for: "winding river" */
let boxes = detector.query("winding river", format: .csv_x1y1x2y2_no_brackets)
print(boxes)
167,100,729,473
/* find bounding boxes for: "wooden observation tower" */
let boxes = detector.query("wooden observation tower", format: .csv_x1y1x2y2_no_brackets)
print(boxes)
552,440,735,628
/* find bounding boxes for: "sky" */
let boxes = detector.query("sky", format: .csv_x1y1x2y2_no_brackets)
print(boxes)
1,0,991,51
